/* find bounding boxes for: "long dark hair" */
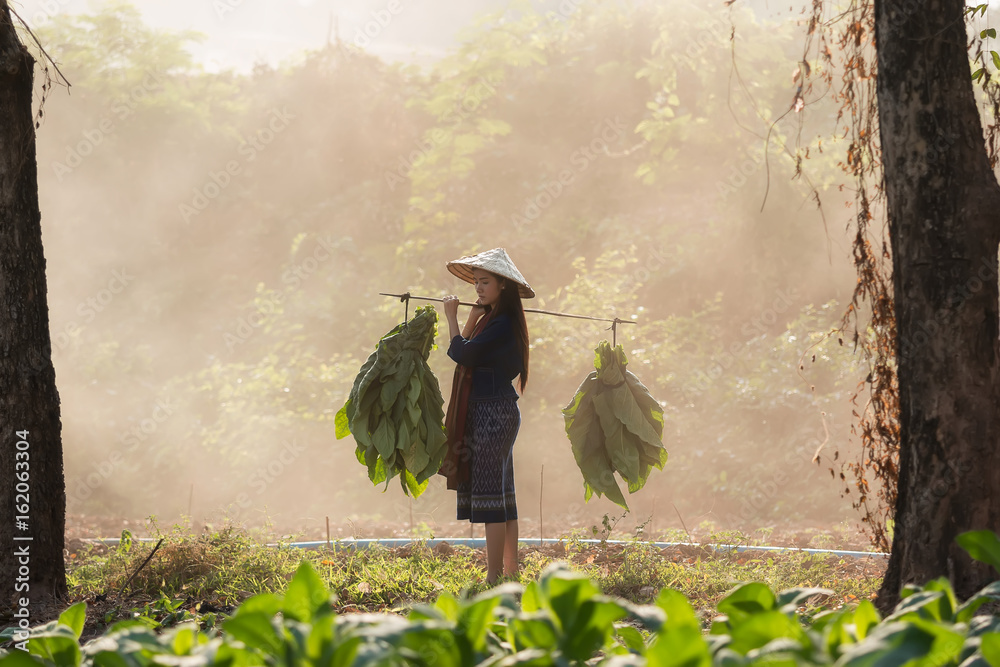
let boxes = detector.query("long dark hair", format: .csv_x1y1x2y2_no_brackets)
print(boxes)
489,272,530,392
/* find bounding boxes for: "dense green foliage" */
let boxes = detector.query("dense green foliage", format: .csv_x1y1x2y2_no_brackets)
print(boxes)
4,531,1000,665
563,341,668,509
335,306,447,496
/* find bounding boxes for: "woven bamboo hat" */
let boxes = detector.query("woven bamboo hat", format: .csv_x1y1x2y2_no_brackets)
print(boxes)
447,247,535,299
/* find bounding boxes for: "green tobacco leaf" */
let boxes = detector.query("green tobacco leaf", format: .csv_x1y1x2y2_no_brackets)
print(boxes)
958,530,1000,574
615,624,646,652
283,560,330,622
594,341,626,387
981,632,1000,667
0,651,52,666
564,374,627,508
853,599,881,640
563,598,627,661
837,621,934,667
335,399,352,439
593,390,641,485
458,595,502,653
646,624,710,667
510,615,559,651
343,306,445,492
775,587,833,611
717,582,777,620
26,626,82,667
372,419,396,462
401,467,429,497
726,611,806,655
544,568,603,632
223,612,282,653
58,602,87,640
625,372,665,434
608,383,661,447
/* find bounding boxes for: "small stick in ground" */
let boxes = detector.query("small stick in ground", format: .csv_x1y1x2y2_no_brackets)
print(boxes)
539,465,544,547
672,502,692,542
115,537,165,599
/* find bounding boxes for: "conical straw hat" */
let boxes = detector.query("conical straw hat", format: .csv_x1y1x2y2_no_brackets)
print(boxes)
447,247,535,299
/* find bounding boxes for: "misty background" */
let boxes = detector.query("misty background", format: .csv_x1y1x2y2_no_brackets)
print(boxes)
13,0,879,544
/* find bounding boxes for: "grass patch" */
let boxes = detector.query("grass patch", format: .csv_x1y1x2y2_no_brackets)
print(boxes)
64,521,884,638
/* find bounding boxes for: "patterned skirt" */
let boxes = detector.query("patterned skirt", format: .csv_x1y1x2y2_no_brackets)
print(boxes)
456,397,520,523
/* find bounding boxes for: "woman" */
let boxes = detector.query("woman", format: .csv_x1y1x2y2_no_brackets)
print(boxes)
440,247,533,584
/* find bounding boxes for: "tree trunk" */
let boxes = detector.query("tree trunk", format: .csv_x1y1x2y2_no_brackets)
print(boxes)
875,0,1000,610
0,1,68,604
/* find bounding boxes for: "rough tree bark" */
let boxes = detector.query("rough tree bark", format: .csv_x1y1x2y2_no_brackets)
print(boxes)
875,0,1000,609
0,1,68,604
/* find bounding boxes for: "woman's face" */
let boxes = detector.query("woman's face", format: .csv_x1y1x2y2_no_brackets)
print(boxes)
472,269,504,307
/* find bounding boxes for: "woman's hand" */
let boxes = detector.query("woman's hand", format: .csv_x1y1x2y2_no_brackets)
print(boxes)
443,294,460,320
443,295,462,341
469,298,487,322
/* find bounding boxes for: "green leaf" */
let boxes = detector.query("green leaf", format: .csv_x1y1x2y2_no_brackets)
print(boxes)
958,530,1000,574
853,600,881,640
884,590,950,623
609,382,662,447
615,624,646,652
171,625,197,655
725,611,805,655
992,51,1000,71
563,598,627,661
837,622,934,667
981,633,1000,667
563,374,628,509
717,583,777,620
58,602,87,640
371,419,397,463
283,560,330,623
545,569,602,632
510,614,559,651
458,595,501,652
958,581,1000,623
222,611,282,653
334,399,352,439
646,624,711,667
0,652,50,666
26,627,82,667
656,589,700,631
593,391,641,486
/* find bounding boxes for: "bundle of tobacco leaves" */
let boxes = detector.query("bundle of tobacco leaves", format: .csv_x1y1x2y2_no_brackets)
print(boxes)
562,340,668,509
335,305,447,497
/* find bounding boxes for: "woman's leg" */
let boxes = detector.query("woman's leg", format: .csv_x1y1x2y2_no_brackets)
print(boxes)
504,519,518,576
485,522,506,583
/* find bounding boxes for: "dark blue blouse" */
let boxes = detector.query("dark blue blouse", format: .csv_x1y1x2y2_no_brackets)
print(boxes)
447,312,523,401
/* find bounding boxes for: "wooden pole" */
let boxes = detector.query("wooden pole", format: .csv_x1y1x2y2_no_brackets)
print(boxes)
380,292,638,326
539,465,544,547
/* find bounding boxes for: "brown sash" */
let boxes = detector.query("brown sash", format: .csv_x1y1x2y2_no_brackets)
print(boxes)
439,309,495,490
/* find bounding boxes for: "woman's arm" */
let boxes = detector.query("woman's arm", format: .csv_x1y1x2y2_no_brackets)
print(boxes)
443,295,486,341
448,314,511,367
